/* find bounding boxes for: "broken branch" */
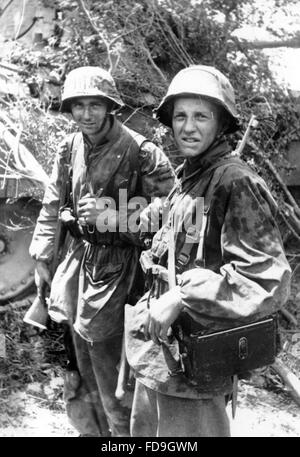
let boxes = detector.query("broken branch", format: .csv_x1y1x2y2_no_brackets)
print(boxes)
271,358,300,408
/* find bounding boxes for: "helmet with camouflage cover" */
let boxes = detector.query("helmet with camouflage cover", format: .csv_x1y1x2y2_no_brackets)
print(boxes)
60,66,124,113
155,65,239,133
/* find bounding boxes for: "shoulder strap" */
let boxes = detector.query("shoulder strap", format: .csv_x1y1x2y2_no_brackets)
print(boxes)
66,132,81,166
197,158,253,266
194,165,229,268
177,158,248,272
61,132,81,207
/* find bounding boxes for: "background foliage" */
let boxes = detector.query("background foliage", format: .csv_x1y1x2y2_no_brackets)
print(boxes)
2,0,300,237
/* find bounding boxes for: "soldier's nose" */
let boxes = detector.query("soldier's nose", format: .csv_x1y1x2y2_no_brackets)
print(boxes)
183,117,196,133
82,107,92,119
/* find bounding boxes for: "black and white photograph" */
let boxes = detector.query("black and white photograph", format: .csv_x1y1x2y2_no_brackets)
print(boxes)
0,0,299,440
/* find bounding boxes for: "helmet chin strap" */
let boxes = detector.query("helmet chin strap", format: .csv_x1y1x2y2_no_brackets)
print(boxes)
87,111,112,143
96,101,115,135
99,111,111,133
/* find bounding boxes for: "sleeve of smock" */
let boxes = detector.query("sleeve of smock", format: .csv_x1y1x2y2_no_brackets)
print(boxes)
176,174,291,327
139,141,176,198
29,141,67,263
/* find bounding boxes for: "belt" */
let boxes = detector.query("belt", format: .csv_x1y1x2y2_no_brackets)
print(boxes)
82,226,124,246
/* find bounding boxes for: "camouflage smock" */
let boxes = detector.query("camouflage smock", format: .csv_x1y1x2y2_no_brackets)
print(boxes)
125,139,291,399
29,116,175,342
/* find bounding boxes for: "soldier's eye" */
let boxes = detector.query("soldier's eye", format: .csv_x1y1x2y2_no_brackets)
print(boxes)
173,113,185,120
195,113,210,120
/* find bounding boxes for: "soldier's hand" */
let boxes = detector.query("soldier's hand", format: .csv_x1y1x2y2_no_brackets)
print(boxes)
148,287,184,345
96,196,119,231
77,193,98,225
35,260,52,296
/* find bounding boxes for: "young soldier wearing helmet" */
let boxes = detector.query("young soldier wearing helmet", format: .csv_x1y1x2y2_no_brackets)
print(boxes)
29,66,175,437
125,65,291,436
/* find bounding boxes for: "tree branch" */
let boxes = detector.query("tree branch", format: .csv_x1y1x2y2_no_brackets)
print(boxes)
0,0,14,18
76,0,113,72
142,42,167,82
279,210,300,244
109,25,143,49
280,307,298,327
16,17,38,40
271,358,300,408
151,0,193,66
247,138,300,219
230,35,300,50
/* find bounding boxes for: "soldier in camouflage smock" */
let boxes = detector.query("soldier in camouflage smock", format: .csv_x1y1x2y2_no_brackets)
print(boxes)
29,66,175,437
125,65,291,437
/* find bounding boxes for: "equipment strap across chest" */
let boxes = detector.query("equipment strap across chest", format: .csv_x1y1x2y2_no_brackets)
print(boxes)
176,157,250,274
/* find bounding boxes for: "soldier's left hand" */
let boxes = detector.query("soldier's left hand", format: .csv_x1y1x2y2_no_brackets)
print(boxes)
148,287,184,345
77,193,98,225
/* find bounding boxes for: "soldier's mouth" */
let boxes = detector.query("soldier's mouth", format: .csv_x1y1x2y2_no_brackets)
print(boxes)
81,123,96,129
181,138,200,143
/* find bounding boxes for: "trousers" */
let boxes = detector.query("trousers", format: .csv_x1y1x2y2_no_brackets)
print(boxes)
64,330,131,437
130,380,230,437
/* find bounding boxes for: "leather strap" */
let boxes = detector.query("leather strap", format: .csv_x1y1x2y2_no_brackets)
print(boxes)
176,157,251,273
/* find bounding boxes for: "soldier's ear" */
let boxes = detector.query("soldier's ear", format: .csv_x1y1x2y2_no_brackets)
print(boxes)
107,100,118,114
217,106,231,136
161,99,174,129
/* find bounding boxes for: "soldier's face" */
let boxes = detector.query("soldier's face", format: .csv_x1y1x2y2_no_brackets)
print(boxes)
172,97,221,158
70,96,109,137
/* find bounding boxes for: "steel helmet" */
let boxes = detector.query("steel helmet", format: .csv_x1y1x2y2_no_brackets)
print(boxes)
60,66,124,113
155,65,239,133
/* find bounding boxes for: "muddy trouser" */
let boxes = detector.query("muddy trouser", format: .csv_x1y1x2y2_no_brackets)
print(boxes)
130,380,230,437
64,328,131,437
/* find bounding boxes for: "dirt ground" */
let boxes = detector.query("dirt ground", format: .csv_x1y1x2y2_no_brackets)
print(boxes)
230,381,300,437
0,374,299,437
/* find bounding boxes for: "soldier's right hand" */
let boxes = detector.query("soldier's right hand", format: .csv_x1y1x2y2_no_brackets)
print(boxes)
35,260,52,296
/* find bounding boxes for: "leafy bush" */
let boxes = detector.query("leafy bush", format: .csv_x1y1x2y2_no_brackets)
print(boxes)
2,0,300,241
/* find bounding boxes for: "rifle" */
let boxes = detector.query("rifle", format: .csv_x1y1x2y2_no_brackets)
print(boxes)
23,145,71,329
234,114,257,156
